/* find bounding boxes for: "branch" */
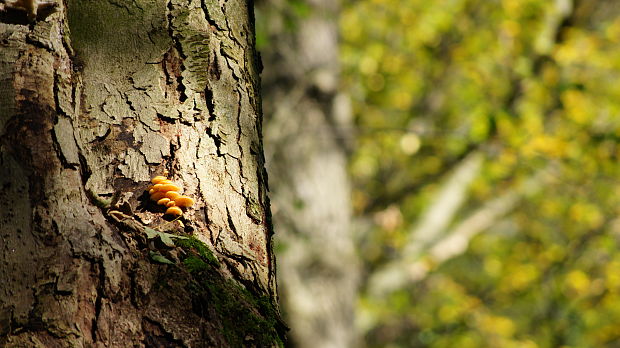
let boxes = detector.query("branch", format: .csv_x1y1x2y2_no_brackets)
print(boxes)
366,161,554,299
366,152,484,297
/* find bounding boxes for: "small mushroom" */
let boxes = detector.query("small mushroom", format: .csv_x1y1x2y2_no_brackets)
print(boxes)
165,191,181,200
165,206,183,216
150,191,167,201
151,176,167,184
159,184,181,192
157,197,171,206
149,175,195,216
174,196,195,208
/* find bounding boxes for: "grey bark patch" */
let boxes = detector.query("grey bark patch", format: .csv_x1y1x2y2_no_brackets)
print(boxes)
53,116,80,165
101,92,130,122
131,65,160,90
0,152,34,326
0,25,23,135
119,147,149,181
127,90,160,131
140,132,171,164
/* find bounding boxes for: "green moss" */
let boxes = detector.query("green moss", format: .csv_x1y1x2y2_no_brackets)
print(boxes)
191,270,284,347
246,198,263,222
182,255,209,273
86,189,112,209
175,236,219,266
175,236,284,346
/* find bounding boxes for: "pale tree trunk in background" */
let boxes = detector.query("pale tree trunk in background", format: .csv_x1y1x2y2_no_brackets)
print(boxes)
260,0,359,347
0,1,284,347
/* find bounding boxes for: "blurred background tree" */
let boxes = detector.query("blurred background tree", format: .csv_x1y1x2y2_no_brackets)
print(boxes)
258,0,360,347
259,0,620,347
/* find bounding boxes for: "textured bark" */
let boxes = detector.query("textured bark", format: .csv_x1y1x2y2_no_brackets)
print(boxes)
0,1,283,347
260,0,359,347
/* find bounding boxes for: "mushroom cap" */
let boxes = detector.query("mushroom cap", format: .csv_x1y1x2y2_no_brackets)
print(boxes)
174,196,195,208
157,197,171,206
150,191,167,201
165,206,183,216
151,176,167,184
158,184,181,192
165,191,182,200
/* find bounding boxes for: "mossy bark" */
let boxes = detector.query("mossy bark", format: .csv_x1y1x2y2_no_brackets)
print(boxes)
0,0,282,347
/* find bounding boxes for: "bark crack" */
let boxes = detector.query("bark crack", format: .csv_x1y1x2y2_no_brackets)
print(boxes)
51,73,77,170
165,0,188,102
50,128,75,169
25,35,54,52
221,2,242,49
91,260,105,343
219,46,240,80
142,317,188,348
200,0,222,31
235,89,244,174
77,152,92,187
225,206,240,241
161,46,186,103
205,126,223,157
208,49,221,81
204,85,216,121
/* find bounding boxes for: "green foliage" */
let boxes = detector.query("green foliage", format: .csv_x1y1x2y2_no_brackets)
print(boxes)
342,0,620,347
149,251,175,265
255,0,315,50
144,227,188,248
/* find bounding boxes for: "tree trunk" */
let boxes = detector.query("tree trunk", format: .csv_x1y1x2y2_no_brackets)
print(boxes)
0,1,284,347
259,0,360,346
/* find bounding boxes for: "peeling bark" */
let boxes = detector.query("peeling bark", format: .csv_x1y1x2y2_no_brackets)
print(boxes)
0,0,283,347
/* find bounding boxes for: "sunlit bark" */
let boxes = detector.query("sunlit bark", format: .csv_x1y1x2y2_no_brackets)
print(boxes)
0,1,283,346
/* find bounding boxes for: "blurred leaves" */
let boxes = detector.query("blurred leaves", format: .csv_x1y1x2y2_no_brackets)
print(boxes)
341,0,620,346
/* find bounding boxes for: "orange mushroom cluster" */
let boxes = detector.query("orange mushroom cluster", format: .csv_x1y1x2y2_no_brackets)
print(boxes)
149,175,195,216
